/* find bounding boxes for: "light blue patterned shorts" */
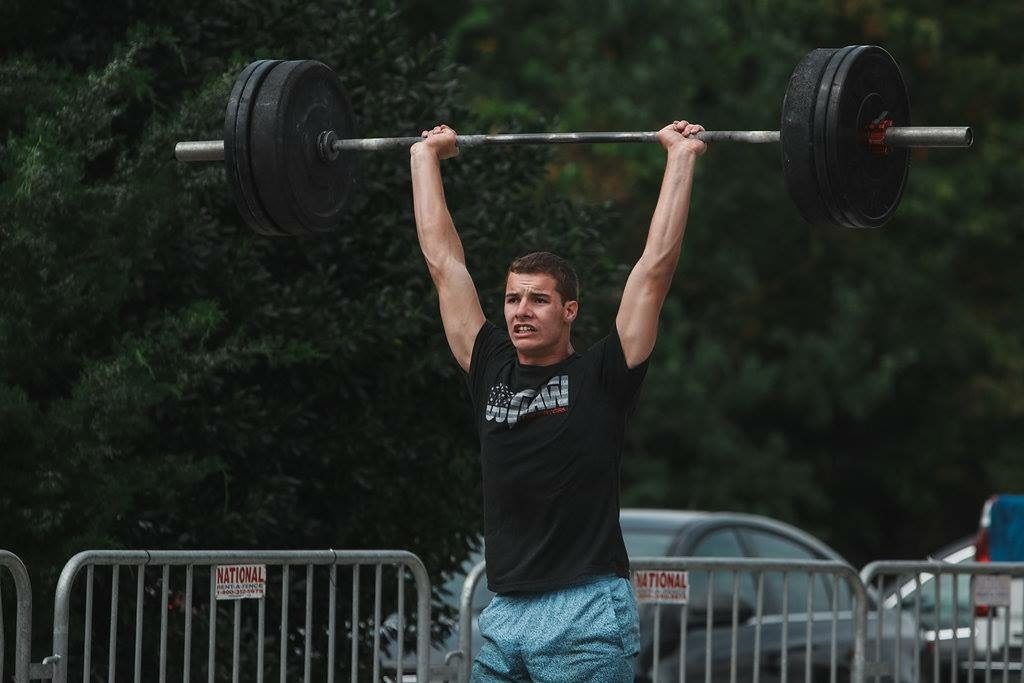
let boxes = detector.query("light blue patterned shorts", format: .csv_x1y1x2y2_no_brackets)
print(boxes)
471,575,640,682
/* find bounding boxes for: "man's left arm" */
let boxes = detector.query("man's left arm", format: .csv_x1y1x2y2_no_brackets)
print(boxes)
616,120,706,369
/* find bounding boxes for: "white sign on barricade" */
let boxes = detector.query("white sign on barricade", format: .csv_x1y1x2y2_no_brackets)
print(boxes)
633,569,688,604
973,574,1012,607
215,564,267,600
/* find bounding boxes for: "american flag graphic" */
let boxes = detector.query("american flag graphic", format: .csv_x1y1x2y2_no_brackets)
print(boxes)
487,383,514,410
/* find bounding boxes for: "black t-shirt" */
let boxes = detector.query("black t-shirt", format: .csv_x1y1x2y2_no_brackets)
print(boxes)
466,321,648,594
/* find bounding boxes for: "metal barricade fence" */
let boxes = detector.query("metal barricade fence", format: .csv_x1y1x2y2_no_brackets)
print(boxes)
450,557,869,683
861,560,1024,683
49,550,431,683
0,550,32,683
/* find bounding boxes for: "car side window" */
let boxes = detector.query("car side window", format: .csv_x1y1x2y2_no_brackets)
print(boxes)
689,529,756,613
743,528,846,612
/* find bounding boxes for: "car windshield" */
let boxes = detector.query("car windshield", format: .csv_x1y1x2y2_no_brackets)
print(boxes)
622,527,677,557
883,544,975,630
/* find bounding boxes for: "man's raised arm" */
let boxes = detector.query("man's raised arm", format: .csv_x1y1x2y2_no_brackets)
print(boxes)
411,124,485,373
616,120,706,368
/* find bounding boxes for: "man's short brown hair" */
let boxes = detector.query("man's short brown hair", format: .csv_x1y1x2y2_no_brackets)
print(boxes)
506,252,579,303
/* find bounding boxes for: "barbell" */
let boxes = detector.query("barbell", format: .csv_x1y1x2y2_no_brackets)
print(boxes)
175,45,973,236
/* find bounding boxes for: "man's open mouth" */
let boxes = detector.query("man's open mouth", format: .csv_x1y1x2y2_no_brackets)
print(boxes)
513,324,536,333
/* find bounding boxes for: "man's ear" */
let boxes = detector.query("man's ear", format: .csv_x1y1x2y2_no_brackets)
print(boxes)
564,300,579,322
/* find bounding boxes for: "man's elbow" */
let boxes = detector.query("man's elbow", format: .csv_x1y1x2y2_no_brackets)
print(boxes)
631,261,674,304
424,254,466,289
638,250,681,284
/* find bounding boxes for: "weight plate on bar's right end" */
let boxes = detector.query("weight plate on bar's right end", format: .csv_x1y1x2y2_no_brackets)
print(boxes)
781,47,842,227
822,45,911,228
249,59,356,236
223,59,286,236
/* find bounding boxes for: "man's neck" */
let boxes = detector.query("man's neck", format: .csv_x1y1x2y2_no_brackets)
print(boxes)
517,343,574,367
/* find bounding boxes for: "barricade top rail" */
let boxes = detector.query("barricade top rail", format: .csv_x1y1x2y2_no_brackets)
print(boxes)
860,559,1024,584
632,556,859,574
57,548,423,568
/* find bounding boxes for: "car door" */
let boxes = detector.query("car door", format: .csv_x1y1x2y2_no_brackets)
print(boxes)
739,527,852,682
643,527,758,682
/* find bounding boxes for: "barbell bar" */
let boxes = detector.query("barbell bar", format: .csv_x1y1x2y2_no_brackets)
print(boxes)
175,126,972,163
174,45,973,236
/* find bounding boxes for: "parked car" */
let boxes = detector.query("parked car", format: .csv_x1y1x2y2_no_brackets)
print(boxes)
879,536,974,681
620,509,919,682
971,494,1024,674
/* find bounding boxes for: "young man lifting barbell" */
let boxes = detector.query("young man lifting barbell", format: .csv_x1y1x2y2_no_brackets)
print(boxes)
410,120,705,682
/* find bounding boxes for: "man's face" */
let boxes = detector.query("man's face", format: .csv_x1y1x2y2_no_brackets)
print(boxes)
503,271,578,362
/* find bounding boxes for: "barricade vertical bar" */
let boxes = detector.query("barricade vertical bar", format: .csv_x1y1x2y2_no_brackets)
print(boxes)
913,574,921,683
705,571,713,683
730,572,739,683
373,564,382,683
985,603,993,683
350,566,359,683
159,566,169,683
969,574,976,678
895,574,903,683
933,572,940,683
851,571,867,683
0,550,32,683
781,572,789,683
328,565,336,683
874,575,882,683
232,601,241,683
897,577,905,683
1,581,5,683
304,564,313,683
280,565,290,683
752,572,763,683
679,601,688,683
84,565,94,683
652,603,662,683
183,565,193,683
134,569,144,683
207,569,216,683
804,574,812,683
830,574,838,683
1003,604,1011,683
0,579,4,683
257,593,265,683
412,558,431,683
396,567,404,683
951,571,959,683
109,565,120,683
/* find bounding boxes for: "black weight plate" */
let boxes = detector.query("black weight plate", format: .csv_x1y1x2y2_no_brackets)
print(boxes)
250,60,356,236
823,45,910,228
781,48,841,227
813,46,859,227
224,60,287,236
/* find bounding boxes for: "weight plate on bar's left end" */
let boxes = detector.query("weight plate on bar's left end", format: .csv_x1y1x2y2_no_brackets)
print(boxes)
224,59,287,236
823,45,910,229
249,60,356,236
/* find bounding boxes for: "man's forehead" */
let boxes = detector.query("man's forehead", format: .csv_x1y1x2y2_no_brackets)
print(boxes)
505,273,557,294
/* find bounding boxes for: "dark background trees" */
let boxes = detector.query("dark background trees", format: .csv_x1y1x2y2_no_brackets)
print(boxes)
1,0,1021,645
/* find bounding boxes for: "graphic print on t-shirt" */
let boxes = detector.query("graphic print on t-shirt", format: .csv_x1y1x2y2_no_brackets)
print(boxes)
485,375,570,428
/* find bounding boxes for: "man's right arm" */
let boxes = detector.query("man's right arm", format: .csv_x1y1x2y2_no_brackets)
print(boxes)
410,125,485,373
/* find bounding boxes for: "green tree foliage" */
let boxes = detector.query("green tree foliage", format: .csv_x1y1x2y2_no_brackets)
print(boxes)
401,0,1024,563
0,0,623,652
